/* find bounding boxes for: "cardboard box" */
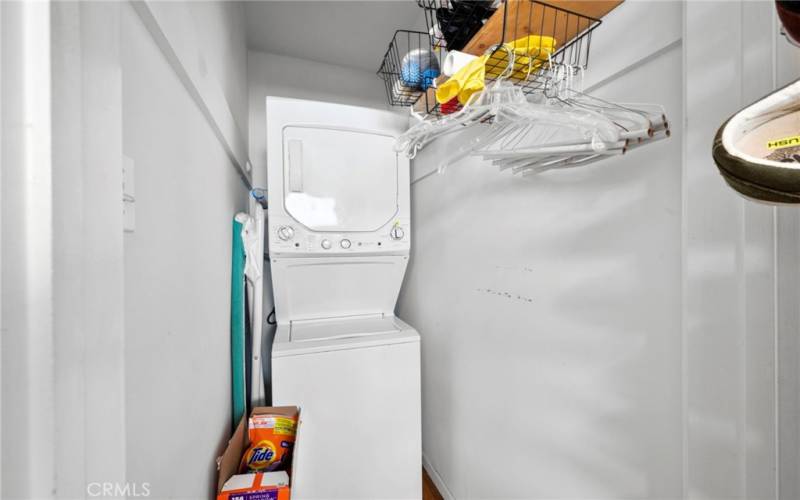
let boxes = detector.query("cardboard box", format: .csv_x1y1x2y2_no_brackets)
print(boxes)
218,472,289,500
217,406,299,500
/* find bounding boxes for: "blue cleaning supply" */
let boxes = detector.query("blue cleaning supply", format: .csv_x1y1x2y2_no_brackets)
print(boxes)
401,62,422,88
250,188,268,208
400,48,440,90
421,67,440,91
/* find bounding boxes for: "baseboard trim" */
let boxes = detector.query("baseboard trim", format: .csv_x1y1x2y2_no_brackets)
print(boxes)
422,453,456,500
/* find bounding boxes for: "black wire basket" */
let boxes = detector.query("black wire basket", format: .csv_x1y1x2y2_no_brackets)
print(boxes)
420,0,601,92
380,2,602,116
377,30,440,112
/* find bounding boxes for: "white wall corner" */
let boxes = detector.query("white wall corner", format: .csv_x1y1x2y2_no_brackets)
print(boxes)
422,453,456,500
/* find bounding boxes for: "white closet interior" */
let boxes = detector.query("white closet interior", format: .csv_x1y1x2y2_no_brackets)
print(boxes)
2,1,800,499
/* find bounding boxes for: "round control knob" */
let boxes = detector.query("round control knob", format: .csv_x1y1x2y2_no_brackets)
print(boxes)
390,226,405,240
321,239,332,250
277,225,294,241
340,239,351,249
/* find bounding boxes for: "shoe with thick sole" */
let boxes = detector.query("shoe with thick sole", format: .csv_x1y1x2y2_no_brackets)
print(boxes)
713,78,800,204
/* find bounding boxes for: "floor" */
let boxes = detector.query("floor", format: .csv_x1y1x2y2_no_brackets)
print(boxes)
423,468,444,500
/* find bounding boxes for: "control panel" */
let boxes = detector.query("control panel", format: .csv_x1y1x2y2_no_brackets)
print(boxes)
268,215,410,257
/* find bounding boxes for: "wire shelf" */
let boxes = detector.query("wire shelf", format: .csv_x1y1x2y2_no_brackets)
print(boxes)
487,1,600,87
377,30,440,113
415,0,601,116
378,2,602,117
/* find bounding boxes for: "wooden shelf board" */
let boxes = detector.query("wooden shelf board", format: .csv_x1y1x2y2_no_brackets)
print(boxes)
412,0,624,114
463,0,624,56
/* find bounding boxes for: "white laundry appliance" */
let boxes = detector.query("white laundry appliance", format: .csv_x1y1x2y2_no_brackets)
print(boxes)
265,96,421,499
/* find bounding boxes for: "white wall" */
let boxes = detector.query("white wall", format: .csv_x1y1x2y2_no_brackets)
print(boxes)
8,1,800,499
189,1,248,141
247,49,389,188
132,0,250,181
1,2,55,497
398,1,799,498
37,2,251,498
684,3,800,498
121,2,249,499
400,24,683,500
49,3,129,497
773,16,800,498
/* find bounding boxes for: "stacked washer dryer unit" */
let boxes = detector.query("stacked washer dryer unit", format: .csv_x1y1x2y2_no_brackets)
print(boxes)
266,97,421,499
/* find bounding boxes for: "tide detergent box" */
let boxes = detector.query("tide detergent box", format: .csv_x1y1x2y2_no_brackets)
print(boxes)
217,472,289,500
239,413,297,473
217,406,299,500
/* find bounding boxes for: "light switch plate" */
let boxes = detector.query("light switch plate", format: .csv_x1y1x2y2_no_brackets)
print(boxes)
123,156,135,232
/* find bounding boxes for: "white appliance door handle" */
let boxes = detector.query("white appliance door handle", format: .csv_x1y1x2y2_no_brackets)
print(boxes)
288,139,304,193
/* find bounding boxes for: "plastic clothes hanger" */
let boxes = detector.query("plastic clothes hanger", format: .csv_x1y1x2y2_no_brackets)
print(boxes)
473,65,630,174
546,65,653,142
469,68,627,161
394,57,512,159
396,44,519,161
437,57,628,172
395,43,672,176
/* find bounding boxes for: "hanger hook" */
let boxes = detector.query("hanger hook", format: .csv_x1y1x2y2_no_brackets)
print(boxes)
486,43,516,83
523,41,538,83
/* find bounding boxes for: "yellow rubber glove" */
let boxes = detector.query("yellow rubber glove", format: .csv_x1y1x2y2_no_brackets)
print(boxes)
486,35,557,80
436,54,489,105
435,35,558,105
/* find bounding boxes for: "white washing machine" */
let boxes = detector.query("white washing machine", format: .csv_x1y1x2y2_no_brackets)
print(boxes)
265,96,421,500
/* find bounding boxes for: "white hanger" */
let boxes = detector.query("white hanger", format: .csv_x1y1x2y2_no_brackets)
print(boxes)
393,38,671,177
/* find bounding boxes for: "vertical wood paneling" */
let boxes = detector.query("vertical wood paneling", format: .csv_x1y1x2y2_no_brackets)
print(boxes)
684,2,797,499
741,3,779,498
684,3,746,496
774,11,800,498
51,2,88,497
80,0,127,490
776,205,800,500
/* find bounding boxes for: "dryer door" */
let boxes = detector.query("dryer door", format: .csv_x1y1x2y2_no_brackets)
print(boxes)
282,125,399,232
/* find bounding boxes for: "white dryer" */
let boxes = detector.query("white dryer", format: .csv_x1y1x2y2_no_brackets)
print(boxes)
265,96,421,499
